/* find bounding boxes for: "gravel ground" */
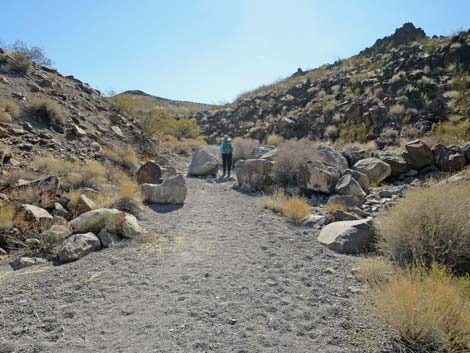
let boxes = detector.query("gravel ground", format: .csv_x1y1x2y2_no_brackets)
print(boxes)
0,173,389,353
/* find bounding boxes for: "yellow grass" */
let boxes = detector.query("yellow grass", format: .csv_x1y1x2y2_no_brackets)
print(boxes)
266,134,285,146
258,188,287,212
0,205,16,229
281,197,310,223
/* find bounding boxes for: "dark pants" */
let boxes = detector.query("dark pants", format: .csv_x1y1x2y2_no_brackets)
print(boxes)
222,153,232,176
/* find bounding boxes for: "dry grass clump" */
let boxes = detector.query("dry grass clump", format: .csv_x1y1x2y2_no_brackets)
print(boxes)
233,137,259,161
427,120,470,145
0,99,20,122
370,265,470,353
27,97,66,126
101,145,139,173
354,257,395,285
0,205,16,229
272,139,317,184
266,133,285,146
164,135,207,155
259,189,310,223
8,51,33,75
377,180,470,274
336,122,369,145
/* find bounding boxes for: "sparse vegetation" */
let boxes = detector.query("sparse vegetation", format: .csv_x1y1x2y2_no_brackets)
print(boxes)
259,188,310,223
233,137,258,161
0,99,20,122
377,180,470,274
27,97,66,126
272,139,317,184
336,122,369,145
0,205,16,229
265,133,284,146
8,51,33,75
6,40,53,66
427,120,470,145
101,145,140,173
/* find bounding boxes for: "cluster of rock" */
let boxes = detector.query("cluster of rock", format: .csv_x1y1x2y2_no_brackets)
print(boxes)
222,139,469,253
0,174,147,269
136,159,187,204
192,24,470,144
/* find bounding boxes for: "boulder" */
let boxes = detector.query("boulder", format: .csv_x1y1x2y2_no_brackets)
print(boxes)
330,209,362,221
432,144,466,172
71,124,87,137
97,229,120,248
135,161,162,184
235,159,274,192
41,224,72,241
401,140,434,170
69,208,146,238
252,145,276,159
335,174,366,198
58,232,101,263
327,195,363,210
188,150,219,176
141,175,187,204
4,175,59,208
462,143,470,163
10,257,48,270
297,160,340,193
14,204,53,233
77,194,96,215
374,151,409,178
313,144,349,172
318,218,375,254
342,169,369,190
353,158,391,184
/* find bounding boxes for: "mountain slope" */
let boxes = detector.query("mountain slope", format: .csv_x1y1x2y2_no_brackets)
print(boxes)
193,23,470,145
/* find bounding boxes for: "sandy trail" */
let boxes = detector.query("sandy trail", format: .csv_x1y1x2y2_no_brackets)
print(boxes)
0,176,383,353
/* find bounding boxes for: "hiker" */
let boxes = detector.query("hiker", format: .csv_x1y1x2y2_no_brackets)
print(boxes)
219,135,233,177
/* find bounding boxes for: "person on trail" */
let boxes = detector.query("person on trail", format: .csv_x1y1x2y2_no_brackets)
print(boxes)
219,135,233,177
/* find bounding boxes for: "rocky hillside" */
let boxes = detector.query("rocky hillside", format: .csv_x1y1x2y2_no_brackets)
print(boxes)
193,23,470,145
0,48,148,168
117,90,216,115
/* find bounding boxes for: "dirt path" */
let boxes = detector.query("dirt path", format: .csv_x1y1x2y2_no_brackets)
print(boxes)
0,176,384,353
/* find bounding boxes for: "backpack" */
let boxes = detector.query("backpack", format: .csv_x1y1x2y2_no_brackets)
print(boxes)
222,140,233,154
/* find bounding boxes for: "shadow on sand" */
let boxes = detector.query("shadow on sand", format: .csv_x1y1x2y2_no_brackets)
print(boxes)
147,203,184,214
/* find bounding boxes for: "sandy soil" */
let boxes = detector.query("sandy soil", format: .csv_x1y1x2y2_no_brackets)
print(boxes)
0,175,387,353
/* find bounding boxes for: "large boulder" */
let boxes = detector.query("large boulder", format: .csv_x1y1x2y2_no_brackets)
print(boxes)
58,232,101,263
318,218,374,254
431,144,466,172
14,204,53,233
342,169,369,189
353,158,391,184
314,144,349,172
69,208,146,238
252,145,276,159
188,150,219,176
335,174,366,198
374,151,409,178
4,176,59,208
401,140,434,170
141,175,187,204
135,161,162,184
77,194,96,215
235,159,274,192
297,160,340,193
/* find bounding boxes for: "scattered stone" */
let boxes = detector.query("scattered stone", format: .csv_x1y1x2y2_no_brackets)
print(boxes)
342,169,370,190
10,257,48,270
318,218,375,254
374,151,409,178
402,140,434,170
297,160,340,193
353,158,391,184
326,195,363,210
77,194,96,215
188,150,219,177
110,126,124,137
235,159,274,192
335,174,366,198
0,247,7,255
97,229,120,248
72,124,87,137
52,202,69,218
4,175,59,208
135,161,162,184
331,209,362,221
141,175,187,204
58,232,101,263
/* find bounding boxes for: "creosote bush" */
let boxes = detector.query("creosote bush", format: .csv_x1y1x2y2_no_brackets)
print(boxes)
272,139,317,184
427,119,470,145
0,99,20,122
233,137,258,161
265,133,285,146
377,180,470,274
27,97,66,126
8,51,33,75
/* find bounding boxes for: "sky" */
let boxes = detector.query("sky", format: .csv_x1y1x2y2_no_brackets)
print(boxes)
1,0,469,104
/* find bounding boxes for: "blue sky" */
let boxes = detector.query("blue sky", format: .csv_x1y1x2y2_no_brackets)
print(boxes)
1,0,469,104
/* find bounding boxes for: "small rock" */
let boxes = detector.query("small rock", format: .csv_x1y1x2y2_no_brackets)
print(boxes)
10,257,47,270
58,232,101,263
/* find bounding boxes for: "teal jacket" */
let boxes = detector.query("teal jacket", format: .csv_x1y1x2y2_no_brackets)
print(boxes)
219,140,233,155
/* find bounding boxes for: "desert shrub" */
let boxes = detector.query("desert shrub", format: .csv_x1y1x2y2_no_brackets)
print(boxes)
101,145,139,173
354,257,395,286
7,40,53,66
272,139,317,184
377,180,470,273
0,99,20,122
449,72,470,119
427,120,470,145
173,119,200,139
259,189,309,223
370,265,470,352
324,125,338,140
389,104,406,118
336,122,369,145
266,133,285,146
27,97,65,126
0,205,15,229
7,51,33,75
233,137,258,161
281,197,310,223
168,137,207,155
